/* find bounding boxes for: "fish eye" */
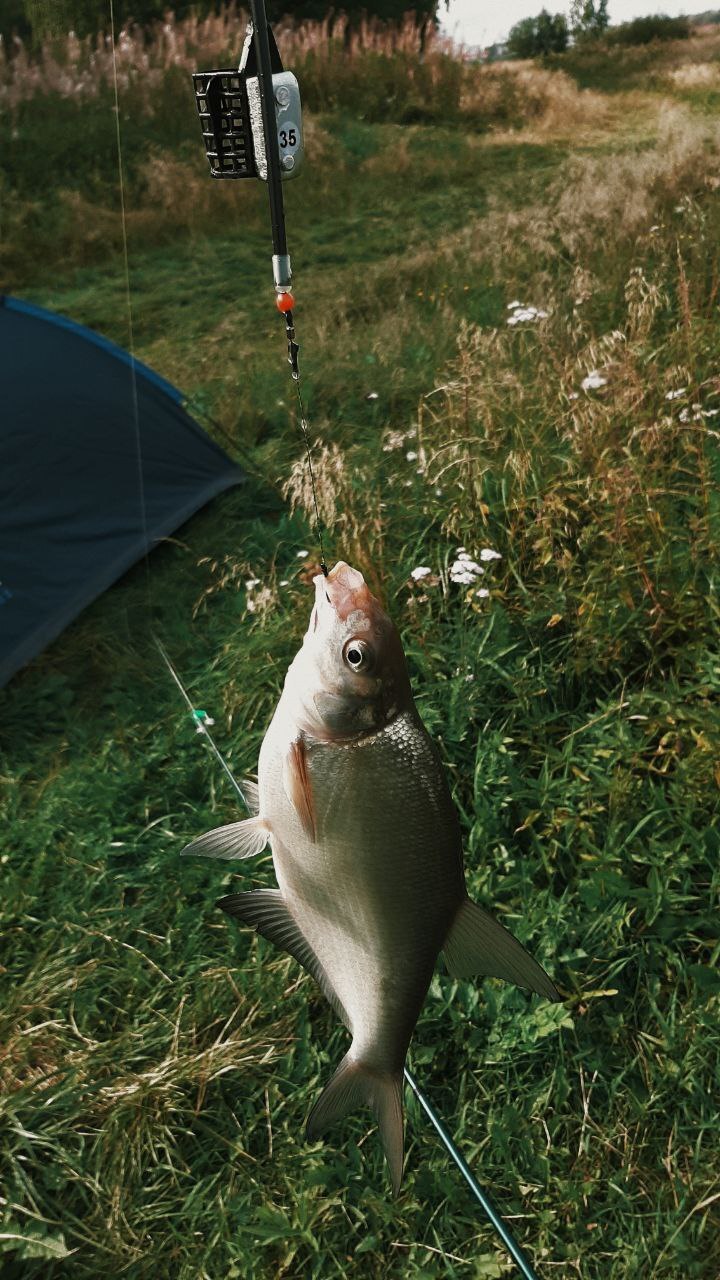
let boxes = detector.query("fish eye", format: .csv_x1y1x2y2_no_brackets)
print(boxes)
342,638,373,673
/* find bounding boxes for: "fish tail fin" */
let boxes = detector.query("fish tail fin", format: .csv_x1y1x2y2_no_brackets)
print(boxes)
306,1052,404,1196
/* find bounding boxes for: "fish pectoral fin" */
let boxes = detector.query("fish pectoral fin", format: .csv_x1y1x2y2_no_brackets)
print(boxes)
283,737,317,841
181,816,270,861
241,779,260,815
306,1052,404,1198
443,897,561,1002
217,889,348,1027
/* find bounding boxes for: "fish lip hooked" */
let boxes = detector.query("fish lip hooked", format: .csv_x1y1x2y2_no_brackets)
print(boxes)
314,561,370,623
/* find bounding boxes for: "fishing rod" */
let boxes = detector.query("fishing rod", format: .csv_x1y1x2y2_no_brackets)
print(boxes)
190,10,545,1274
158,642,542,1280
192,0,327,573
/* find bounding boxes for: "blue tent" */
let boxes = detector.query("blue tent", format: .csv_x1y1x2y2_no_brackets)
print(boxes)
0,296,243,687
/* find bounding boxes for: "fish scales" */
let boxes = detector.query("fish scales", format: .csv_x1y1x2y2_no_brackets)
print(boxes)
261,707,464,1070
183,560,561,1194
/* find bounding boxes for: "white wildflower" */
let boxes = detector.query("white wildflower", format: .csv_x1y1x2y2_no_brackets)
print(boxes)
649,224,660,233
411,566,432,580
450,553,484,584
452,556,483,575
507,300,521,310
280,579,289,587
479,548,501,562
475,588,490,599
581,371,607,391
665,388,687,401
296,550,309,559
406,450,418,461
245,577,261,589
507,304,549,326
366,391,379,401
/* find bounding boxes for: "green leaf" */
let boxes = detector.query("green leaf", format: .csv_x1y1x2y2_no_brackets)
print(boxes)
0,1228,72,1260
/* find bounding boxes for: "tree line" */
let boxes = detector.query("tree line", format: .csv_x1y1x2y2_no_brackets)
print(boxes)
1,1,443,43
507,2,690,59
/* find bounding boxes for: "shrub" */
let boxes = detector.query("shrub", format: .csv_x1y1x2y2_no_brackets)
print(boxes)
606,14,691,46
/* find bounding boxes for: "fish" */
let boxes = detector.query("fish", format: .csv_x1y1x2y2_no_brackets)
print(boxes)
183,560,560,1194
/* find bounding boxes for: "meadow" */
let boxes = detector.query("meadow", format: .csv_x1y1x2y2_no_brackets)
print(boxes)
1,8,719,1277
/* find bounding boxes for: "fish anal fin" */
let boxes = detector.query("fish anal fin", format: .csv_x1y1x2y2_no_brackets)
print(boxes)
283,737,316,841
181,816,269,861
306,1052,404,1197
217,889,348,1026
444,897,560,1003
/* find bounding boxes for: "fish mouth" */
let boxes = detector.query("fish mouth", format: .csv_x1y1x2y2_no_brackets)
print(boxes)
313,561,371,622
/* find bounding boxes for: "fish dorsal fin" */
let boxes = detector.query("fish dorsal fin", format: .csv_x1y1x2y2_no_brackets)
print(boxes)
218,889,348,1027
181,816,269,861
443,897,560,1002
283,737,317,841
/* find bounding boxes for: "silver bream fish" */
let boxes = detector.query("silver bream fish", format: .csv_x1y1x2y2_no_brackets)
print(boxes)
184,561,559,1193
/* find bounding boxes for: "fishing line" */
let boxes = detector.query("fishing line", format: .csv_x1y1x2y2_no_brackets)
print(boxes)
290,359,328,575
161,646,540,1280
154,637,252,812
109,7,541,1272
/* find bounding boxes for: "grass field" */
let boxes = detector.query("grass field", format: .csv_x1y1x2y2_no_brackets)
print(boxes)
2,11,720,1277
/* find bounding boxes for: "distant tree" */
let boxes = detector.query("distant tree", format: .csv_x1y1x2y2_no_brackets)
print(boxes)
536,9,569,52
570,0,610,40
2,1,446,43
507,16,538,58
5,0,221,43
606,13,690,45
507,9,568,58
266,1,442,24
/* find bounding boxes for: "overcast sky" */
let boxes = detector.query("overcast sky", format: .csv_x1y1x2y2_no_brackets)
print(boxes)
440,0,692,45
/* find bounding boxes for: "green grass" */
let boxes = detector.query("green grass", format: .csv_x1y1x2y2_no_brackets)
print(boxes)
2,25,720,1280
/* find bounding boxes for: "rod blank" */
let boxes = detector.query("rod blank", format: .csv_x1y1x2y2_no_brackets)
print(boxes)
404,1068,541,1280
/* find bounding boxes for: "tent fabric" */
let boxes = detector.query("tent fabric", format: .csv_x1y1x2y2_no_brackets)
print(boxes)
0,295,243,687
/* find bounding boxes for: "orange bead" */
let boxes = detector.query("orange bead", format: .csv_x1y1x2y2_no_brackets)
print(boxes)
276,292,295,313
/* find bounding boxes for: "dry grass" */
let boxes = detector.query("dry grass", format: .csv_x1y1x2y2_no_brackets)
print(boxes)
0,3,606,136
461,62,609,134
667,60,720,89
0,6,452,112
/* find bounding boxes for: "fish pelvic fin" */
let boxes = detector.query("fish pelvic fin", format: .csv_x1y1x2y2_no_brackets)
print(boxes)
306,1052,404,1197
443,897,561,1003
217,889,349,1028
181,816,270,861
